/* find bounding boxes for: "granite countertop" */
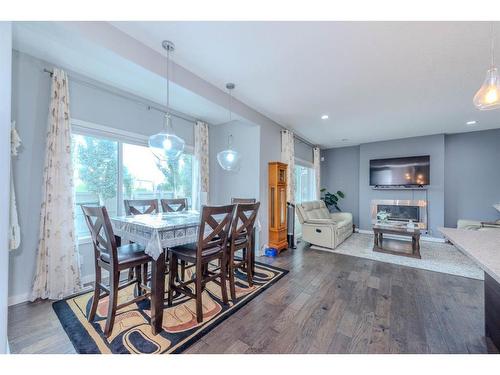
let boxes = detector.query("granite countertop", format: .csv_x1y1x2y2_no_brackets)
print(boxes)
439,227,500,284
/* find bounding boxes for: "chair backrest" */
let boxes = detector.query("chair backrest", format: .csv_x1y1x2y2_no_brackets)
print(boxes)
230,202,260,248
124,199,159,215
231,197,257,204
161,198,188,212
81,205,118,266
296,200,330,224
197,204,235,257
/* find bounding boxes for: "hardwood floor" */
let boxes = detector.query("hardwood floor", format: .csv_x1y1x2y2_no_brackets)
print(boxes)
8,242,497,354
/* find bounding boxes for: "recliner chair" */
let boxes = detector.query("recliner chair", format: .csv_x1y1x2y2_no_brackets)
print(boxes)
296,200,353,249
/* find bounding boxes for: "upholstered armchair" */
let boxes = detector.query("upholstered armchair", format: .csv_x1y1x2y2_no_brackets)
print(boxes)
296,200,353,249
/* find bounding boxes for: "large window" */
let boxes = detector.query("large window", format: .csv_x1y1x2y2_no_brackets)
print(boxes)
294,162,316,238
72,130,194,239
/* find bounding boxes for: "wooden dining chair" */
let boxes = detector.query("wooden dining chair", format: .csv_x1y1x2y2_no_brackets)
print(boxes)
227,202,260,301
161,198,188,212
82,205,151,337
123,199,159,281
231,198,256,204
167,204,235,323
124,199,159,215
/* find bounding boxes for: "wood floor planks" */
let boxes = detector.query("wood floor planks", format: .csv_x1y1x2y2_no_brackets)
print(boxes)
8,241,497,354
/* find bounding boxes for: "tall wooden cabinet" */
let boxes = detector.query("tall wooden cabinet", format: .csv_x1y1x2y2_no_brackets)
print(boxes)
268,162,288,253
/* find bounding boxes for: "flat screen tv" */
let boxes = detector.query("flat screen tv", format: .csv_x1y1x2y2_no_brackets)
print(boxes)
369,155,430,187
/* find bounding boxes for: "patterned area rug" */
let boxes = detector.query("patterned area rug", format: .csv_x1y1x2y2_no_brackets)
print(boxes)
311,233,483,280
53,261,287,354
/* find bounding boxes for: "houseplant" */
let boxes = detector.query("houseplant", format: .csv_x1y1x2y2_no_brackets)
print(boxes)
320,188,345,211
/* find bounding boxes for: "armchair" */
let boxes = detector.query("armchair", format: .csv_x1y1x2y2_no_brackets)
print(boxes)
296,200,353,249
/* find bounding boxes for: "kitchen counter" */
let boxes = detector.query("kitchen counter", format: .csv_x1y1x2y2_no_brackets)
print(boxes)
439,227,500,352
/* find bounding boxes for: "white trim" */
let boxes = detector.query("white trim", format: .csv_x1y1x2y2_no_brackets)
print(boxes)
8,293,29,307
357,229,445,243
71,119,149,146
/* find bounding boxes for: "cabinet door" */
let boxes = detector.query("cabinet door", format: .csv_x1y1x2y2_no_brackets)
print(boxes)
279,186,286,227
279,167,286,184
270,186,275,228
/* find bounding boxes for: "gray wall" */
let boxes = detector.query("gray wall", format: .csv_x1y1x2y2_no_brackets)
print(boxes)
209,121,260,205
444,129,500,226
359,134,445,237
320,146,360,226
0,21,12,353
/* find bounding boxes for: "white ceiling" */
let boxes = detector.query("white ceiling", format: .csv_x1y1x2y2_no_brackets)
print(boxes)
111,21,500,148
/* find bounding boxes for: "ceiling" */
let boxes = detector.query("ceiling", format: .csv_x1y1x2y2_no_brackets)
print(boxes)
111,21,500,148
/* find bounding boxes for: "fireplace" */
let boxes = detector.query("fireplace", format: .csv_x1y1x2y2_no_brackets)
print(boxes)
371,199,427,230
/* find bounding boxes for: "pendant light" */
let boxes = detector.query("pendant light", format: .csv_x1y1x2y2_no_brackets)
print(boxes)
473,24,500,110
149,40,185,160
217,83,242,171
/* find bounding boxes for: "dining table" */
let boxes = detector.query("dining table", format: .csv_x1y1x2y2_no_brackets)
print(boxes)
110,210,257,335
111,210,202,335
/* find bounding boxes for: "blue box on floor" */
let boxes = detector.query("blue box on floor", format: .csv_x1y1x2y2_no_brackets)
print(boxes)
265,248,278,257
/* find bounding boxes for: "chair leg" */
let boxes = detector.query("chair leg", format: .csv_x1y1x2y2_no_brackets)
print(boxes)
241,249,247,271
128,267,134,281
88,265,101,322
246,244,254,287
104,270,119,337
167,253,176,307
220,255,229,305
195,262,203,323
142,262,149,288
180,260,186,281
228,253,237,302
135,265,142,296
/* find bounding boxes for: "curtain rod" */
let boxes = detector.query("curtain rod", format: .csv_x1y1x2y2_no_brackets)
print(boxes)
281,128,317,149
43,68,197,125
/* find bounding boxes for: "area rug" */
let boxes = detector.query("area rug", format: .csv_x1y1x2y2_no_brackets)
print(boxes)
53,261,287,354
311,233,483,280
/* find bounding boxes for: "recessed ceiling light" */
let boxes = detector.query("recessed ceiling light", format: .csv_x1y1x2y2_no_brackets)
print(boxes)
466,120,477,126
321,115,329,120
341,138,348,142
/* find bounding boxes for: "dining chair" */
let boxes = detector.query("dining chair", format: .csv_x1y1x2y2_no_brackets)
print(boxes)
167,204,235,323
82,205,151,337
161,198,188,212
123,199,159,281
231,198,257,272
124,199,159,215
227,202,260,301
231,198,257,204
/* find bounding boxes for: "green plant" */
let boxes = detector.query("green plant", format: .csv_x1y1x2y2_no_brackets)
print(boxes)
320,188,345,211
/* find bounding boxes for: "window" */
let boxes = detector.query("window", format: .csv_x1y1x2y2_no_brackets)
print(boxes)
294,162,316,238
72,126,194,239
294,164,316,204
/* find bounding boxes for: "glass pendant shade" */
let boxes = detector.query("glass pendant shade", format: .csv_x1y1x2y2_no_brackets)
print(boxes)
149,114,185,160
473,67,500,110
217,149,241,171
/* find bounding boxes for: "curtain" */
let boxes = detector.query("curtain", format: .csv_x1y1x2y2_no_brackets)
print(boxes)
281,129,295,203
313,147,321,199
31,69,81,301
193,120,209,211
9,122,21,251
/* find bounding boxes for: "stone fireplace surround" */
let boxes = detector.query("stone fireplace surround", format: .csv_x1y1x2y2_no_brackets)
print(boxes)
371,199,428,230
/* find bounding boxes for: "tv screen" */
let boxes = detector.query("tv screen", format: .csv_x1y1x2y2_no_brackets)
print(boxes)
369,155,430,186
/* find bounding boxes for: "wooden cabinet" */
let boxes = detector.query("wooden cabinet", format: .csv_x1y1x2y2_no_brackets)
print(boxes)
268,162,288,253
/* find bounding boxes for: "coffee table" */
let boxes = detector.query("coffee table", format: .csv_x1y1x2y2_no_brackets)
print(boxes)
372,223,421,259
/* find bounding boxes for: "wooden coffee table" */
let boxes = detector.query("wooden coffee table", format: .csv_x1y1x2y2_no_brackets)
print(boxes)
372,224,421,259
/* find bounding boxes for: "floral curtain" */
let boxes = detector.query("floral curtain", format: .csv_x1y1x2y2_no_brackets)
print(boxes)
31,69,81,301
10,121,21,251
193,120,209,211
313,147,321,199
281,129,295,203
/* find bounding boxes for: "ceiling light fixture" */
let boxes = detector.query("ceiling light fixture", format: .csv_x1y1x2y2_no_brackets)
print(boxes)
473,23,500,111
217,83,241,171
321,115,329,120
466,120,477,126
149,40,185,161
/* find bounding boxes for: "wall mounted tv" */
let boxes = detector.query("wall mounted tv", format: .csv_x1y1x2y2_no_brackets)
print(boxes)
369,155,430,187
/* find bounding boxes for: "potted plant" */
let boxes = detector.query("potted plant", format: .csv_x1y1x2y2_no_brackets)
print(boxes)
320,188,345,212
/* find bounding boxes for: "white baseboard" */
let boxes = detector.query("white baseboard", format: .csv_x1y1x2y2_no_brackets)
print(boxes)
8,293,29,307
357,229,445,243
